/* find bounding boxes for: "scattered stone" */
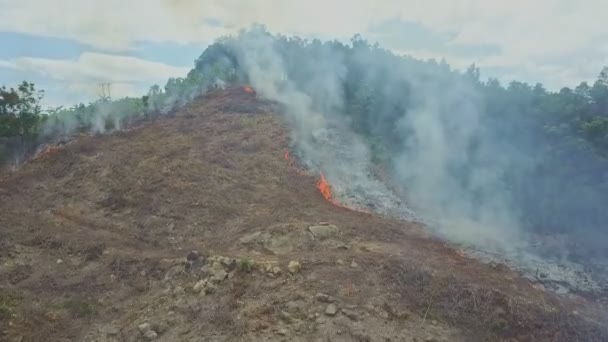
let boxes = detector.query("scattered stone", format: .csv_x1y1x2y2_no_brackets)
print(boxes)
56,259,64,265
337,259,345,266
308,224,339,240
239,231,264,244
425,336,436,342
264,235,294,255
138,323,152,334
220,257,236,270
143,330,158,340
350,261,359,268
200,264,211,275
99,324,120,336
319,222,330,226
337,243,351,250
203,282,216,294
315,316,327,324
279,310,296,323
110,274,117,282
341,308,360,321
277,328,288,336
212,262,224,271
187,251,200,261
325,304,338,316
288,261,301,274
315,293,335,303
431,320,438,326
211,269,228,282
152,320,170,334
271,266,282,275
192,280,206,293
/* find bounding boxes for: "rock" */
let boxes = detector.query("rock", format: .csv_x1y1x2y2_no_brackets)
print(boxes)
279,310,296,323
221,257,236,270
341,308,360,321
431,320,438,326
277,328,288,336
239,231,264,244
315,316,327,324
212,262,224,271
315,293,335,303
264,235,294,255
101,325,120,336
285,301,302,314
308,224,339,240
203,282,217,294
192,280,206,293
271,266,282,275
337,243,351,250
325,304,338,316
152,320,170,334
425,336,436,342
288,261,301,274
143,330,158,340
186,251,200,261
350,261,359,268
211,269,228,282
337,259,345,266
56,259,64,264
138,323,152,334
200,264,211,275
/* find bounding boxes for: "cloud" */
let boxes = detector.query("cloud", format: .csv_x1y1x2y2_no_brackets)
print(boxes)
3,53,189,82
0,52,189,105
0,0,607,90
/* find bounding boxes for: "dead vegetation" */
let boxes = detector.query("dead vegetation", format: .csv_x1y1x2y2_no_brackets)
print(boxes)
0,87,606,341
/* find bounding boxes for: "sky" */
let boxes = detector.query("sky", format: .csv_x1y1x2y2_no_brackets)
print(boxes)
1,0,607,107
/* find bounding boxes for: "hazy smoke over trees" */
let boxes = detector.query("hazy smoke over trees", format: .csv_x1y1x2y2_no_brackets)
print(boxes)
189,26,608,289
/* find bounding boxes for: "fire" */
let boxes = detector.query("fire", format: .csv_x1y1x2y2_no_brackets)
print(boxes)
284,150,307,175
283,150,347,208
243,85,255,94
316,172,334,203
33,144,63,160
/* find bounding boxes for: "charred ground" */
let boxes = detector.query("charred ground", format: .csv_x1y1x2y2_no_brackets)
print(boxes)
0,88,606,341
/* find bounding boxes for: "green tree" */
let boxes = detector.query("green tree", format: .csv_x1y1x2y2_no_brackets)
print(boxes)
0,81,44,138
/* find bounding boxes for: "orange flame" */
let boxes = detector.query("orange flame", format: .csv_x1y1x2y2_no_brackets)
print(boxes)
283,150,358,210
284,150,307,175
316,172,334,203
243,85,255,94
34,145,63,160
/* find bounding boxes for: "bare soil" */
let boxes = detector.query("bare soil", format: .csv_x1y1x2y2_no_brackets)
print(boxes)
0,87,606,342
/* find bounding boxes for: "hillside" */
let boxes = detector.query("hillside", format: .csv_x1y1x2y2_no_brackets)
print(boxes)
1,87,606,341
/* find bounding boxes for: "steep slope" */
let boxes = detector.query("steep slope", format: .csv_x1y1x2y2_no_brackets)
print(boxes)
0,88,606,341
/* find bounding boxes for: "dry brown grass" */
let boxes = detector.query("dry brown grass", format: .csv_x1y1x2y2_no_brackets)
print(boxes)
0,87,606,341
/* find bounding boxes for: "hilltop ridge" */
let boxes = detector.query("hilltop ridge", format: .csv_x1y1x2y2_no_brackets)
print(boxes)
0,88,606,341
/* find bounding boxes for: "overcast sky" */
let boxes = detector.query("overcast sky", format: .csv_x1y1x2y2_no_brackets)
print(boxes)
1,0,607,106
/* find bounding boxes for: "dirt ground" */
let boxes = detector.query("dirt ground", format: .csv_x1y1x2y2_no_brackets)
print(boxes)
0,87,607,341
